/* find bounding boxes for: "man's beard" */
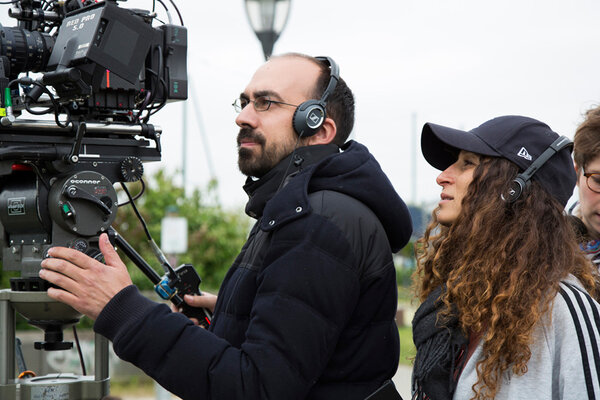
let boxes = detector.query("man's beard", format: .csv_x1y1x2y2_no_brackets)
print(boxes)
237,128,297,178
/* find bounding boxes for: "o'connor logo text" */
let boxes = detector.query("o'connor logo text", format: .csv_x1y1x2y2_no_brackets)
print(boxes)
8,197,25,216
70,179,101,184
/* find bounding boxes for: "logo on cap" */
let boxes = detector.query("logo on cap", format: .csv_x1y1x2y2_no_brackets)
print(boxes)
517,147,532,161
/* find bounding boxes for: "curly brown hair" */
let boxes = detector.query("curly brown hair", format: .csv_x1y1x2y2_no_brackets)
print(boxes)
413,156,600,399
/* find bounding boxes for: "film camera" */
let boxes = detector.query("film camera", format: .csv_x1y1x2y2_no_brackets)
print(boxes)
0,1,206,398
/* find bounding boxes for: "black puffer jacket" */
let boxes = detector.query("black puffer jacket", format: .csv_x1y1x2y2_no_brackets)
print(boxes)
94,141,412,400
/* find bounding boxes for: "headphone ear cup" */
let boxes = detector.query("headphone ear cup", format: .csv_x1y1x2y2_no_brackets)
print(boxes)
293,100,326,137
503,176,527,203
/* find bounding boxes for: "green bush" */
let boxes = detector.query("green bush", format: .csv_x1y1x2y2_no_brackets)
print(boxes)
396,266,415,288
398,325,415,366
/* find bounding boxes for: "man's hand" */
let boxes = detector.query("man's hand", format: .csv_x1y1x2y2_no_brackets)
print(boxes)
39,233,133,320
171,292,217,326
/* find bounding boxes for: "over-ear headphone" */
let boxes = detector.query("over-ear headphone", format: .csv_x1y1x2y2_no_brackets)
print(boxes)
504,135,572,203
292,56,340,138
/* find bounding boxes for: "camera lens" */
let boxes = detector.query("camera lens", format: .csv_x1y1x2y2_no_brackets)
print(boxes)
0,24,54,77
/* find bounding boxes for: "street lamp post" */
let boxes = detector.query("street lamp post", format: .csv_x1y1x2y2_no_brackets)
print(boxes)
244,0,291,60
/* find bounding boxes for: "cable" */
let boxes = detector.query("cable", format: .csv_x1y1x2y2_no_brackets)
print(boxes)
118,179,146,207
137,46,163,123
54,104,72,128
32,81,57,102
155,0,173,25
145,78,167,117
167,0,184,25
150,45,163,104
153,16,167,25
19,80,72,128
25,102,54,115
119,181,177,277
28,81,71,128
276,133,304,192
12,79,70,128
27,162,51,190
8,78,21,90
141,45,168,123
72,326,87,376
135,90,152,121
119,182,152,240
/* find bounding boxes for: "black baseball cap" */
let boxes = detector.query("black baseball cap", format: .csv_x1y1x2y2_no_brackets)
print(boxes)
421,115,576,207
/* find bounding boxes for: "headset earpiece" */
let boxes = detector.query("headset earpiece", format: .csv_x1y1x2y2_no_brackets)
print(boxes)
292,56,339,138
292,100,326,137
503,175,528,203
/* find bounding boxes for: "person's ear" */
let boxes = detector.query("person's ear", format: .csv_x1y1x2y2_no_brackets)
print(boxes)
306,117,336,145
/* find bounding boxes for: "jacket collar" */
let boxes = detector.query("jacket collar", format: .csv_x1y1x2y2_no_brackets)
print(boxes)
243,144,339,219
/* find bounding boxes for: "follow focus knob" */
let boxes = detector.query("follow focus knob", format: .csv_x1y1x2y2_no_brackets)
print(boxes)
120,156,144,182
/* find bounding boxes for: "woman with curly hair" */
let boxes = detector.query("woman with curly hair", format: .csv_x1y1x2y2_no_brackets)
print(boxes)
411,115,600,400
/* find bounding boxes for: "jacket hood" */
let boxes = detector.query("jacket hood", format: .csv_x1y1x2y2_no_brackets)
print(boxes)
261,140,412,253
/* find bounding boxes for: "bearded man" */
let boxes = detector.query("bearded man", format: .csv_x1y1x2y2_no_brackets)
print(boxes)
40,53,412,400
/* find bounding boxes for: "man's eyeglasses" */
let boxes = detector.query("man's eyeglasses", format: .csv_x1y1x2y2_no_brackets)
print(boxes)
232,96,298,113
584,171,600,193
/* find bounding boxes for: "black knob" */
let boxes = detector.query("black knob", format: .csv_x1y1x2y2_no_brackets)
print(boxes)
121,156,144,182
68,238,88,253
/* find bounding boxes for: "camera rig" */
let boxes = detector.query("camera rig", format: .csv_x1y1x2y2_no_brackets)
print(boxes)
0,1,209,398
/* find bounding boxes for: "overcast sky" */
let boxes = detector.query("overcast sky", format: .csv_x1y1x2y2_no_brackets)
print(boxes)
3,0,600,211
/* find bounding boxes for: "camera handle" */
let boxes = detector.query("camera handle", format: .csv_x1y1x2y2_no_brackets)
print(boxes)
66,121,86,164
108,228,212,328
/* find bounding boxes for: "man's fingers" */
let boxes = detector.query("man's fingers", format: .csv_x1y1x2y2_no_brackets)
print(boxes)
41,257,82,283
39,268,77,295
47,286,79,306
184,292,217,313
46,283,103,320
98,233,125,268
45,246,96,270
37,237,133,321
44,234,126,274
184,294,207,307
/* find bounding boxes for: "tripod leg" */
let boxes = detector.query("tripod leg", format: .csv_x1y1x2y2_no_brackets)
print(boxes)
0,293,15,384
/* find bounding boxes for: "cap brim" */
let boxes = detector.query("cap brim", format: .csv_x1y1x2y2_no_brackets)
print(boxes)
421,122,501,170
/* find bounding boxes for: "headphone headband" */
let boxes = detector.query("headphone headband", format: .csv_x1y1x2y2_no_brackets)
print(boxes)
315,56,339,104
